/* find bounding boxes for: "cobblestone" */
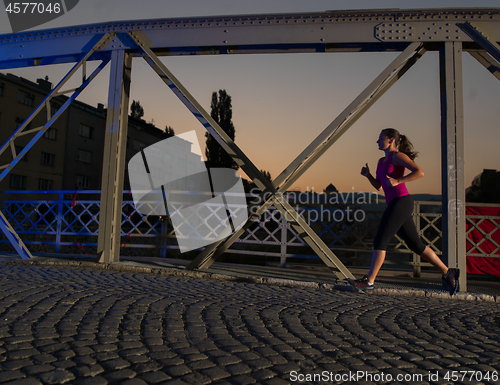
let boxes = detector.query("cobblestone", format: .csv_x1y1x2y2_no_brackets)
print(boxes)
0,264,499,384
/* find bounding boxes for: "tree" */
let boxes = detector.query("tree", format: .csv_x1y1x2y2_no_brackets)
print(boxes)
130,100,144,120
261,170,272,182
466,169,500,203
164,126,175,138
205,90,237,169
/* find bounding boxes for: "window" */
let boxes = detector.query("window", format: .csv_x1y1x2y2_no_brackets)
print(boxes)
77,149,92,163
14,145,28,161
79,124,93,139
50,102,60,116
18,90,35,106
9,174,26,189
41,152,55,166
0,83,4,96
76,175,90,189
132,139,146,152
44,128,57,140
38,179,53,190
15,117,31,130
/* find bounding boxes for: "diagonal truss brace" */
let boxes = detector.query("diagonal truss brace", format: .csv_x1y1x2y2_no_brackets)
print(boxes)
187,42,426,273
0,33,115,178
127,30,358,280
468,50,500,81
127,31,272,193
0,211,32,260
0,33,114,259
459,22,500,81
459,21,500,66
273,42,426,191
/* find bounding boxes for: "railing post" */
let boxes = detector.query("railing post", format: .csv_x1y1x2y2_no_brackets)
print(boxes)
160,218,167,258
55,191,64,253
413,200,421,277
280,211,287,268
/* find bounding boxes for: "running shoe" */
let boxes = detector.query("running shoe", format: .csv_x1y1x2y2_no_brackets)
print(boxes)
444,268,460,295
348,276,374,291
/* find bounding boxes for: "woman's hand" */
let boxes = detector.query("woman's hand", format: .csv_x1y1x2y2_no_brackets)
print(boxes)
361,163,370,177
386,176,400,187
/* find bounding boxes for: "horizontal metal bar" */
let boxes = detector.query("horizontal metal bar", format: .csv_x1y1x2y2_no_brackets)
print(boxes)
1,9,499,70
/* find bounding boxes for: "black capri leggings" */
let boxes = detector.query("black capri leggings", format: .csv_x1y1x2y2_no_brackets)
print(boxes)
373,195,426,254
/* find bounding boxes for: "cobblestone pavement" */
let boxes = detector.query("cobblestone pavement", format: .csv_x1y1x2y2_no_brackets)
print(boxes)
0,265,499,385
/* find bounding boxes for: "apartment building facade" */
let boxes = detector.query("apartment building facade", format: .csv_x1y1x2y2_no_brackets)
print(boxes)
0,72,171,197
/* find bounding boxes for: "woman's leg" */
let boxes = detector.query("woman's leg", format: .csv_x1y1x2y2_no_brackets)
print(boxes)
367,196,414,284
367,250,386,283
419,246,448,276
397,215,449,276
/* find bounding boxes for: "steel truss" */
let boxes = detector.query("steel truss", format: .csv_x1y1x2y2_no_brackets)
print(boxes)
186,42,426,278
0,33,114,260
1,9,500,287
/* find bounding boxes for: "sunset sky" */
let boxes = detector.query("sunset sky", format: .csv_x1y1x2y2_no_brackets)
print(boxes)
1,0,499,195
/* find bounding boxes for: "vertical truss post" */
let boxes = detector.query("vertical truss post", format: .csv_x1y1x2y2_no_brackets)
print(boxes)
97,50,132,263
439,41,467,292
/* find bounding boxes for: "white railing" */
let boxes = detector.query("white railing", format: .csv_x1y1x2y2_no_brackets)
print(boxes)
0,190,498,276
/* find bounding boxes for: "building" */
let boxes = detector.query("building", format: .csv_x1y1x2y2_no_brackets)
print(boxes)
0,73,68,194
0,72,174,197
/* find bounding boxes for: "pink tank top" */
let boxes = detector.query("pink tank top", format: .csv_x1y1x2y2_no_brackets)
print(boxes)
376,151,409,204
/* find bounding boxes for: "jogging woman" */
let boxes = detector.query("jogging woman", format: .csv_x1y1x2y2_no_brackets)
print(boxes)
350,128,460,295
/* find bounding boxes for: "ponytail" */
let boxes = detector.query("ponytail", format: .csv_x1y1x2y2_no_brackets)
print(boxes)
382,128,418,161
398,134,418,161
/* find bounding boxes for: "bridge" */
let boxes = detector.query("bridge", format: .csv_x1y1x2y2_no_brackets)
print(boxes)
1,7,500,291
